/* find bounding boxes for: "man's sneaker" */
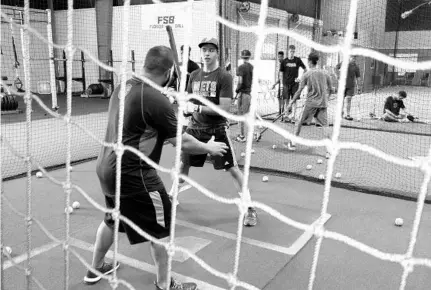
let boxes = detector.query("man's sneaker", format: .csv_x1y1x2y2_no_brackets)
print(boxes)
243,207,258,227
344,115,353,121
325,152,331,159
284,142,296,151
155,278,197,290
83,262,120,285
235,135,246,142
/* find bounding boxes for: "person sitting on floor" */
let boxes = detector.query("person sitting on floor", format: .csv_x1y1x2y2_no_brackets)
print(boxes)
381,90,412,122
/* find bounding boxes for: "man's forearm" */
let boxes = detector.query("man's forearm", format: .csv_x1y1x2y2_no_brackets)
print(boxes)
180,134,210,155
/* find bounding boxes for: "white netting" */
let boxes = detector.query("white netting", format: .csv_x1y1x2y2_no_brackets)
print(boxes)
1,0,431,289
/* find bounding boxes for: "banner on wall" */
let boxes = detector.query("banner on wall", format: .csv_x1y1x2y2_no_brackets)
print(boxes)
141,3,188,30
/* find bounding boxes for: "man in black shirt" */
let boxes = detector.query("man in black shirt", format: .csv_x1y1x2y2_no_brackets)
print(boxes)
278,45,306,122
86,46,228,290
235,49,253,142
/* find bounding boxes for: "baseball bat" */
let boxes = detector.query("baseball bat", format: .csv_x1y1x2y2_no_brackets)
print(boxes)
165,25,182,84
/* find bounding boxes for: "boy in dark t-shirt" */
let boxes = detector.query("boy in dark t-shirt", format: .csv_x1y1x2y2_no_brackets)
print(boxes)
272,51,285,115
382,90,409,122
235,49,253,142
179,37,258,227
279,45,306,122
336,56,362,120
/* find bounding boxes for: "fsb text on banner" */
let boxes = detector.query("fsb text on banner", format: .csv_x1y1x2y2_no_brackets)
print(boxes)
141,4,187,30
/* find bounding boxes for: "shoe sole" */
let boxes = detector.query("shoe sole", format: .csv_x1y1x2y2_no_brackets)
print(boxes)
244,221,257,227
83,263,120,285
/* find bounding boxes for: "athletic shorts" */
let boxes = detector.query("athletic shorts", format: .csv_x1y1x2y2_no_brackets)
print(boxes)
237,92,251,115
104,186,171,245
182,126,237,170
282,83,299,100
344,87,355,97
298,106,328,127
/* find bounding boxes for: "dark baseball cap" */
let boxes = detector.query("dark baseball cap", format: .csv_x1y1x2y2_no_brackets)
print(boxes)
241,49,251,59
198,37,219,49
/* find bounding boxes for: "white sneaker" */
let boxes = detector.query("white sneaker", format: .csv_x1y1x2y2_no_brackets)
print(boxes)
284,142,296,151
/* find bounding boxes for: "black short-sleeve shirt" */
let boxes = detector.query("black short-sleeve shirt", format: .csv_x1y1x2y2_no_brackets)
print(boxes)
384,96,405,116
236,62,253,94
280,56,306,86
186,67,233,129
336,62,360,89
96,77,178,197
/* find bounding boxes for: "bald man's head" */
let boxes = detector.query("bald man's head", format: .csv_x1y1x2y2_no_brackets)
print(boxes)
144,46,174,76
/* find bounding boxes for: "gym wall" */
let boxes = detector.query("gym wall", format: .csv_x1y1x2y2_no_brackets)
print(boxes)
53,0,216,93
0,6,50,92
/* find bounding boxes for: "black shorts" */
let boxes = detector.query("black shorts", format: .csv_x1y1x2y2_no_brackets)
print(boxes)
282,83,299,100
104,186,171,245
182,126,237,170
344,87,355,97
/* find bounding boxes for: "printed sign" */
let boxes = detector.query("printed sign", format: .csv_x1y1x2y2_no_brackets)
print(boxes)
141,4,187,30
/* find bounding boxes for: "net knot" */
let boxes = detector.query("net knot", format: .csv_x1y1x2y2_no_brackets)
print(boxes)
62,181,72,191
114,144,124,156
111,209,120,221
166,242,176,257
65,45,76,56
26,216,33,225
238,199,249,217
401,258,414,273
24,94,32,103
62,241,69,251
63,115,71,124
108,276,119,289
419,156,431,172
170,169,179,181
226,273,238,288
326,140,339,155
312,224,325,238
178,92,190,103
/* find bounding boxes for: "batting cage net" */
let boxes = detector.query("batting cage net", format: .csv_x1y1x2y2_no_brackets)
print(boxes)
0,0,431,289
